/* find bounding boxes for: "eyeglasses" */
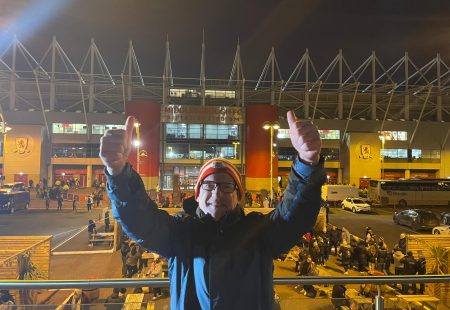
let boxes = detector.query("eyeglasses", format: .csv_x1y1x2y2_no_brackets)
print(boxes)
200,181,237,193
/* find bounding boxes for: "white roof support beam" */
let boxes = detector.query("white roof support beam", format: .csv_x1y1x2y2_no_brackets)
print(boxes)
38,36,81,111
228,40,245,106
163,35,174,106
255,47,283,103
229,40,245,84
371,51,377,120
436,54,442,122
122,40,144,102
409,86,433,148
80,38,115,112
341,82,361,142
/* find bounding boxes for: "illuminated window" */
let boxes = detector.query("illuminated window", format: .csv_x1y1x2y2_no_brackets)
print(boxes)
169,88,199,98
51,144,100,158
380,131,408,141
205,125,238,140
205,90,236,99
92,124,125,135
382,149,408,158
52,123,87,134
166,124,187,139
188,124,202,139
412,149,440,160
277,129,340,140
277,129,290,139
319,130,340,140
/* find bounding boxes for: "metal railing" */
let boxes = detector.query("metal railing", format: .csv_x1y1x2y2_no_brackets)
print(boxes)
1,275,450,310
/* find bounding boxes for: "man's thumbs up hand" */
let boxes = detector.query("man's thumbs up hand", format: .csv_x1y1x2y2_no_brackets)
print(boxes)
287,111,321,165
100,116,136,176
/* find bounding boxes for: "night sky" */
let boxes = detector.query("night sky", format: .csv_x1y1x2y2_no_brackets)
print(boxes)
1,0,450,79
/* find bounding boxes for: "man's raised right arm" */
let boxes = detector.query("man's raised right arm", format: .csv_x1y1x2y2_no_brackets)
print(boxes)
100,116,175,257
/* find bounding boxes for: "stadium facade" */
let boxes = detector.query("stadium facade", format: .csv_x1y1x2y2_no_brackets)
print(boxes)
0,37,449,194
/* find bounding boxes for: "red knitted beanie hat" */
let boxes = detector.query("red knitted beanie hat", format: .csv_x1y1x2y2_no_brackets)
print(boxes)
194,158,244,199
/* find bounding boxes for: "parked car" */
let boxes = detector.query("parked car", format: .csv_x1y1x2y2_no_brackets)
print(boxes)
0,182,30,214
393,209,439,231
341,197,371,213
432,212,450,235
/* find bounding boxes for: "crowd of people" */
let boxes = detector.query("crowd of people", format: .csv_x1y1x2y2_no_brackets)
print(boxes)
290,226,428,299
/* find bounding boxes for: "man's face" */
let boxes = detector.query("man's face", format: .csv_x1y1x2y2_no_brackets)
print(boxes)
196,172,239,221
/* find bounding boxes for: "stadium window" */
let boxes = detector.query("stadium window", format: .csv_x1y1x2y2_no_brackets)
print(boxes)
380,131,408,141
382,149,408,158
277,129,340,140
166,144,189,159
169,88,199,98
205,125,239,140
92,124,125,135
188,124,203,139
319,130,340,140
204,90,236,99
166,123,187,139
52,123,87,134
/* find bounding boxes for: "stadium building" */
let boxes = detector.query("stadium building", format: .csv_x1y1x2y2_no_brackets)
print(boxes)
0,37,450,195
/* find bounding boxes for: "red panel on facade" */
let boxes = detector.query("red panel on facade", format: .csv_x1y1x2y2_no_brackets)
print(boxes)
126,100,161,177
245,104,278,178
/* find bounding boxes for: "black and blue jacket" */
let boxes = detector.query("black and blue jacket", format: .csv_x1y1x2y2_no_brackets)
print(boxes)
106,157,326,310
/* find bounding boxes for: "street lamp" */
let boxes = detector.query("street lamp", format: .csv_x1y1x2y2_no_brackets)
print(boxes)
262,121,280,205
379,133,386,179
133,122,141,174
232,141,240,159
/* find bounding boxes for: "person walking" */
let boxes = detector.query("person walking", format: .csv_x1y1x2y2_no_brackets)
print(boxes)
100,112,324,309
72,198,77,213
86,195,93,212
45,195,50,210
57,195,63,211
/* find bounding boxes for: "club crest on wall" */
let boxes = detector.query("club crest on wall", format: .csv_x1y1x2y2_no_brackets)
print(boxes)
359,144,373,159
14,137,31,155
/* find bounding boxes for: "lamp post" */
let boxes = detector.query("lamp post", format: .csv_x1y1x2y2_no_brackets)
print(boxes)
263,121,280,205
133,122,141,174
379,133,385,180
232,141,240,159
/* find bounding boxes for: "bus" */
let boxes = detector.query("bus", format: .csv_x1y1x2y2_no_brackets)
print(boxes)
368,179,450,207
